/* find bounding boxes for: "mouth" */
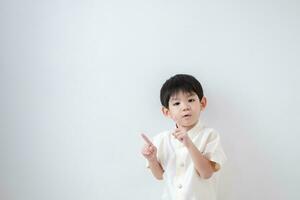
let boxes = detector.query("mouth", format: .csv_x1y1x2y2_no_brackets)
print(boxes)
182,114,192,118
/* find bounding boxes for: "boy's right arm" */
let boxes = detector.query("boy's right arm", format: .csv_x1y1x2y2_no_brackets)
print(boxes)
141,134,164,180
148,158,164,180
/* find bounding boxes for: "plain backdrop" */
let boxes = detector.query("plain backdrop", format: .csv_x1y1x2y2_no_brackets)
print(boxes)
1,0,299,200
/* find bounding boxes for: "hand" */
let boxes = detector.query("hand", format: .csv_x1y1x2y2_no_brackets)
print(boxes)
141,133,157,162
172,125,192,147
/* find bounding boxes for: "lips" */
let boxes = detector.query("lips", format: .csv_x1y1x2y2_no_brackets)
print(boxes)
182,114,191,118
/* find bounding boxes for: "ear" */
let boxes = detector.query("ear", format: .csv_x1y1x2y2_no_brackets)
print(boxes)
200,96,207,111
161,106,170,117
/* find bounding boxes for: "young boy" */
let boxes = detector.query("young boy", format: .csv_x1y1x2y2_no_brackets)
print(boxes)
141,74,227,200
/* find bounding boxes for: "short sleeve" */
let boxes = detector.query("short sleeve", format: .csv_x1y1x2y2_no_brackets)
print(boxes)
145,133,165,168
202,130,227,168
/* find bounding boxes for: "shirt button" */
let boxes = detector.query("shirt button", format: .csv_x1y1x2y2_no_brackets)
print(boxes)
180,163,184,167
178,184,183,189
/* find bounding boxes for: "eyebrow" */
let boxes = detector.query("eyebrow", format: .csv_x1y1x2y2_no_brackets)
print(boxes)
169,93,196,101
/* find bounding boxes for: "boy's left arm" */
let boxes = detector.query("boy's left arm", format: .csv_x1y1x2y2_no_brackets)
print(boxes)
186,142,219,179
173,127,220,179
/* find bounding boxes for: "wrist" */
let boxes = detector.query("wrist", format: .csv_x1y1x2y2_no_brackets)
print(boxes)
148,157,158,163
184,138,193,149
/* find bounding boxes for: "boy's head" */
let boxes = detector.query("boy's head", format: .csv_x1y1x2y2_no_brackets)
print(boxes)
160,74,204,108
160,74,207,129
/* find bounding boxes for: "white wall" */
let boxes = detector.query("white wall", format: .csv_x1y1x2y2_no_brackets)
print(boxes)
1,1,299,200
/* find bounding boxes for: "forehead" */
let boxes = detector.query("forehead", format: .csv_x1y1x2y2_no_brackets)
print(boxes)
169,91,196,100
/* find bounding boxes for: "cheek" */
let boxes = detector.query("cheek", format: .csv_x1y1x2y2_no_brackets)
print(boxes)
173,115,180,121
169,110,179,120
169,113,177,120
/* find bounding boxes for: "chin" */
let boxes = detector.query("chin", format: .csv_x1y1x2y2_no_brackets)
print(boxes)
181,122,195,128
183,121,197,127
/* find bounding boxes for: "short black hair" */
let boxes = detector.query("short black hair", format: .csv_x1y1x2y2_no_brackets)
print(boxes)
160,74,204,108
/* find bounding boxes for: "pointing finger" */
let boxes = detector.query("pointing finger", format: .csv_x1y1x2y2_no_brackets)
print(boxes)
141,133,153,145
175,123,188,132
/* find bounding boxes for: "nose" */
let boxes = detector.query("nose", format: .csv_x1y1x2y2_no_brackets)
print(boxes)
181,102,190,111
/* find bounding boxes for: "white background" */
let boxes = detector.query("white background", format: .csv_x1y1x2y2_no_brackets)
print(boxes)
0,1,299,200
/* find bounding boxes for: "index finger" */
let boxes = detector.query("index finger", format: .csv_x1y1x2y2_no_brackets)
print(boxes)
141,133,153,145
175,123,187,132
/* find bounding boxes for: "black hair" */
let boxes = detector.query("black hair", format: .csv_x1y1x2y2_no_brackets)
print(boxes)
160,74,204,108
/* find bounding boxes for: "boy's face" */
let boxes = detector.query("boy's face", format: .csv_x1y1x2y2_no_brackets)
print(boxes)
162,91,207,130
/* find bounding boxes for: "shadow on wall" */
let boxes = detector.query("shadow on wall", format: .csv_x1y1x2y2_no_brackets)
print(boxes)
206,92,282,200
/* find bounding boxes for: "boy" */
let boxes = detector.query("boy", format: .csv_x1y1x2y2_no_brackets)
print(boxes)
141,74,227,200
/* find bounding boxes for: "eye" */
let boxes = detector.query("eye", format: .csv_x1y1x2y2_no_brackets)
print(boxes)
173,102,180,106
188,98,195,102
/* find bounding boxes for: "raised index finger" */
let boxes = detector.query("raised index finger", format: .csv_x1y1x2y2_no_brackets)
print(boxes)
141,133,153,145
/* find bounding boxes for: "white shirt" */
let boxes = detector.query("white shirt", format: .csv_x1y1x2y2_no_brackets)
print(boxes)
146,121,227,200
